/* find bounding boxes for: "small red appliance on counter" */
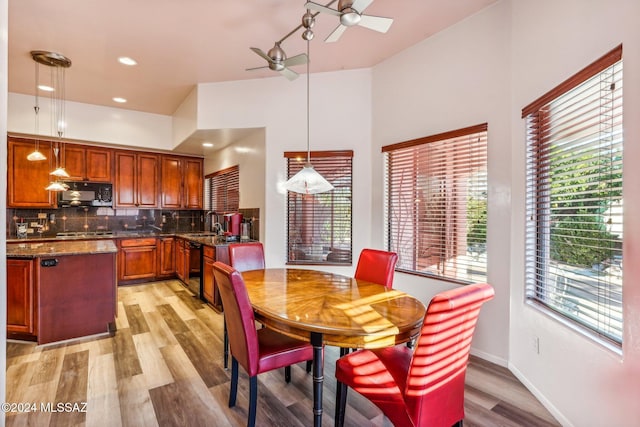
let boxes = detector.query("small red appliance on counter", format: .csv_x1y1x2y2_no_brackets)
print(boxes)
224,213,243,240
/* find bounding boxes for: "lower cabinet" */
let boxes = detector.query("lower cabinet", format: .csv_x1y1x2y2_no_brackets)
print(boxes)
118,238,158,283
201,244,230,311
157,237,175,278
175,238,187,283
202,246,215,304
7,258,37,338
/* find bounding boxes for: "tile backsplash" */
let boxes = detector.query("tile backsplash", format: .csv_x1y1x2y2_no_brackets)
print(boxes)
6,207,260,240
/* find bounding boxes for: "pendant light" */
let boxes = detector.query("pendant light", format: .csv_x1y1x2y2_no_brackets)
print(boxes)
27,57,46,161
284,9,334,195
31,50,72,190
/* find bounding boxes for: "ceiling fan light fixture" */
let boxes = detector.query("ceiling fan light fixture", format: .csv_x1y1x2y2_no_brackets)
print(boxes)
340,9,361,26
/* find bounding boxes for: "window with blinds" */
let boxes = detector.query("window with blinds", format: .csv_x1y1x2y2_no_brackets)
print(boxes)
205,165,239,213
523,45,623,346
285,151,353,265
383,124,488,283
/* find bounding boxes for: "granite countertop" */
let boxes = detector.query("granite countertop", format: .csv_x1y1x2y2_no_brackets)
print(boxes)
7,240,118,258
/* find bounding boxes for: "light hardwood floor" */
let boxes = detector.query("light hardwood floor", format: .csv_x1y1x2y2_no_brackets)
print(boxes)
6,280,560,427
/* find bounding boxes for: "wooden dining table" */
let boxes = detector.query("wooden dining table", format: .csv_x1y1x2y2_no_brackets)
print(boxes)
241,268,427,427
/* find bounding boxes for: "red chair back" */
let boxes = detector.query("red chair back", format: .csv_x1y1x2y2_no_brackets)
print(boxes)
228,242,265,273
212,261,260,377
354,248,398,288
405,283,495,426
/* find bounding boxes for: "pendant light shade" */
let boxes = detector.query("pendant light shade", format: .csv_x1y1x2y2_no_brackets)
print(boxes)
27,149,47,161
284,24,333,195
285,163,334,194
45,181,69,192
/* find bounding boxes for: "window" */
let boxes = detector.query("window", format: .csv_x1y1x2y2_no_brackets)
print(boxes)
523,45,623,345
205,165,239,212
285,150,353,264
383,124,488,283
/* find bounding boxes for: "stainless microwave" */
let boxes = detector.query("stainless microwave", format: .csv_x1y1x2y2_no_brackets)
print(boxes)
58,182,113,207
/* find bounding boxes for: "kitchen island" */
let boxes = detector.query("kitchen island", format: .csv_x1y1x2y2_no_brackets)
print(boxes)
7,240,118,344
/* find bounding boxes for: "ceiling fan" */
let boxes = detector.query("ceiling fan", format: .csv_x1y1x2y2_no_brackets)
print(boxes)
304,0,393,43
247,42,308,81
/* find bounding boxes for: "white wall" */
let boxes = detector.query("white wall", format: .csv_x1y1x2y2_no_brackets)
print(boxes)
203,128,266,242
508,1,640,426
371,1,512,365
196,70,372,269
8,92,173,150
1,0,8,423
372,1,640,426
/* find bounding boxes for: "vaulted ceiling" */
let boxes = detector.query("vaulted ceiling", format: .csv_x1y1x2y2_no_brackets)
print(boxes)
8,0,497,117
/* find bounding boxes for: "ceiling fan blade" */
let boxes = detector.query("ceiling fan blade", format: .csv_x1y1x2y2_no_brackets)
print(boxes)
245,65,269,72
250,47,274,64
358,15,393,33
304,1,341,16
283,53,308,67
352,0,374,12
280,67,299,81
325,24,348,43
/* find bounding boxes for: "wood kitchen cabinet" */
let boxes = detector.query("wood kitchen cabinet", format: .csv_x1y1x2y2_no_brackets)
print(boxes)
202,246,215,305
7,258,37,338
160,155,203,209
175,238,187,283
118,237,158,283
157,236,176,278
115,151,159,208
201,244,230,311
7,137,55,208
63,144,112,182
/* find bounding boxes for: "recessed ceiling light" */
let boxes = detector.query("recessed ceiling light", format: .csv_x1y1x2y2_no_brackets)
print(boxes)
113,97,127,103
38,85,54,92
118,57,137,66
202,142,214,148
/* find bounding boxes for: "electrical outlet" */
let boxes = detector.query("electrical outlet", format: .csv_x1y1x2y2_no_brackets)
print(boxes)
531,336,540,354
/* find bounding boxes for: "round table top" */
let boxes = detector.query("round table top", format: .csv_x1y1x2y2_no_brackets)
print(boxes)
241,268,426,349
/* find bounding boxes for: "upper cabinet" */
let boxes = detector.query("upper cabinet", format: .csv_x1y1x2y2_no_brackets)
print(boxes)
7,137,55,208
63,145,112,182
160,155,203,209
114,151,159,208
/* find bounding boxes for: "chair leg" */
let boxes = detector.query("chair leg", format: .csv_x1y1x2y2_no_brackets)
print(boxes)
306,360,312,373
229,357,238,408
284,365,291,383
335,380,348,427
452,421,463,427
223,315,229,369
248,376,258,427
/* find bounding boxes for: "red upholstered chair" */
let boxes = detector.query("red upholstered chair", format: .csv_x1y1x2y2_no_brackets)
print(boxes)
354,248,398,288
228,242,265,273
334,283,495,427
212,262,313,427
222,242,266,369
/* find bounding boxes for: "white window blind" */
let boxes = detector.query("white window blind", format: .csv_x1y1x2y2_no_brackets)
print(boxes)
206,165,239,213
523,45,623,345
285,150,353,265
383,124,488,283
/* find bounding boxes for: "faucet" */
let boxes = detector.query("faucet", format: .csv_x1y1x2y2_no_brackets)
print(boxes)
212,223,223,235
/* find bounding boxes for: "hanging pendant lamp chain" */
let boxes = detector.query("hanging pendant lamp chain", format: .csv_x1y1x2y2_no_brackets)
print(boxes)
306,38,311,165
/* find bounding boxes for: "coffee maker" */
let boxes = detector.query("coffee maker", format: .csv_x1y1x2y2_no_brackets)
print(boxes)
223,213,243,241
